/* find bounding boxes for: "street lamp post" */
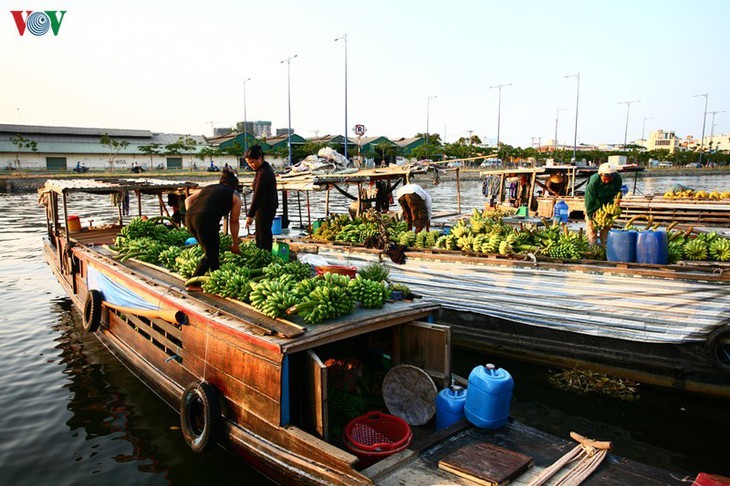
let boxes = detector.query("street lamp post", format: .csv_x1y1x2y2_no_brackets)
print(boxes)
489,83,511,153
564,73,580,162
243,76,252,154
335,34,348,161
426,95,437,147
554,108,566,152
641,116,653,142
693,93,709,165
618,99,641,149
281,55,298,166
709,110,725,140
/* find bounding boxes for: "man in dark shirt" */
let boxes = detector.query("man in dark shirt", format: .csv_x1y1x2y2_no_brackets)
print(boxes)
244,145,278,251
184,169,242,286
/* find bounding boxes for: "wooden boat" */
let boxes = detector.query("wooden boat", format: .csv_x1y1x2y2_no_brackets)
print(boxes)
290,240,730,400
39,178,693,484
480,165,730,228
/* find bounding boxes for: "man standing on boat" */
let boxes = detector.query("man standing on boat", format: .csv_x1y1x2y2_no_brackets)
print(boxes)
396,183,432,233
184,168,242,288
244,145,278,251
585,163,622,246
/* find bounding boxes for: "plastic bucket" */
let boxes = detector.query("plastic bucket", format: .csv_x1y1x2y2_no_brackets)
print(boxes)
271,216,282,235
606,230,637,262
636,230,669,265
464,363,513,429
67,215,81,233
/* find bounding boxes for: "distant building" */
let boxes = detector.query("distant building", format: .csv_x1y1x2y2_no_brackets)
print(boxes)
276,128,294,137
647,130,679,153
0,123,207,171
251,121,272,138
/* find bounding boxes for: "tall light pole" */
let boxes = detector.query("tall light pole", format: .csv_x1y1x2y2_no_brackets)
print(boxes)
243,76,252,154
554,108,566,152
335,34,348,161
694,93,709,165
618,99,641,149
281,54,298,166
564,73,580,162
489,83,511,152
641,116,653,142
709,110,725,139
426,95,437,146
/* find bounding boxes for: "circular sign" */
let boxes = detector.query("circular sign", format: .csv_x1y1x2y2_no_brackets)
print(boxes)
353,124,366,136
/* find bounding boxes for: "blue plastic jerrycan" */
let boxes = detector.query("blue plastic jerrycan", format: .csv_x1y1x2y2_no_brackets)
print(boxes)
435,385,467,431
553,200,569,223
606,229,637,262
636,230,669,264
464,363,514,429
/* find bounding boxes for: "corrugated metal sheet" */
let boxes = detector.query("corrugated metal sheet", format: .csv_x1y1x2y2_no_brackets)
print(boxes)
316,247,730,345
0,123,151,138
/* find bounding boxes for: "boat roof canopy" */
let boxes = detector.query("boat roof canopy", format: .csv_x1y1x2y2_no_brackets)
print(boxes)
41,178,199,195
480,164,644,178
277,166,426,191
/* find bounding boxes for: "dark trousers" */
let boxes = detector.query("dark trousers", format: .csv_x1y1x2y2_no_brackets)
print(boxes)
255,210,275,252
187,213,221,277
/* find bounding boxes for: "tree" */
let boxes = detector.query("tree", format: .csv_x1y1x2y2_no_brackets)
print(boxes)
138,143,162,169
373,141,398,165
100,134,130,171
9,134,38,169
164,136,198,169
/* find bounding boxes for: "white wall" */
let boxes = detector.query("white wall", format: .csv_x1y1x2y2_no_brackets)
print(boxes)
2,152,242,171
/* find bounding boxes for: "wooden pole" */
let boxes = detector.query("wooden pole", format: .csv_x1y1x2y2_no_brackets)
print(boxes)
356,183,362,217
325,185,330,217
117,191,123,226
306,191,312,232
456,167,462,214
137,190,142,218
528,171,537,214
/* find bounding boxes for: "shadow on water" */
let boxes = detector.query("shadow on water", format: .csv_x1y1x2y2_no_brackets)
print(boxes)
46,297,274,485
453,348,730,478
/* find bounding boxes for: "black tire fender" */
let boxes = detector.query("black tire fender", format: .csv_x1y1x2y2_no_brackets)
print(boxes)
181,381,221,453
83,290,103,332
706,324,730,373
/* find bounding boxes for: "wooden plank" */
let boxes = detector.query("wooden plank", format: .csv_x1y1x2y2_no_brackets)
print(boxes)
305,350,328,441
438,442,534,486
202,364,281,426
149,316,182,341
399,322,451,389
184,324,282,402
107,312,187,386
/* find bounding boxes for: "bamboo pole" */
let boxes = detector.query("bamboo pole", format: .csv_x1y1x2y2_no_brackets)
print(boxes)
456,167,462,213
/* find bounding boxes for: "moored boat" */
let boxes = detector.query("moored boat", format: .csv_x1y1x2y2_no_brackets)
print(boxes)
39,177,697,484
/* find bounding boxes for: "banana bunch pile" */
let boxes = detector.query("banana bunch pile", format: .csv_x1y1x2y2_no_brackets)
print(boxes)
348,275,390,309
666,228,730,263
158,246,183,269
709,238,730,262
114,237,169,264
592,196,622,230
398,230,416,247
199,265,255,300
546,231,588,259
262,260,312,281
663,189,730,200
312,214,351,241
435,233,458,250
335,222,379,243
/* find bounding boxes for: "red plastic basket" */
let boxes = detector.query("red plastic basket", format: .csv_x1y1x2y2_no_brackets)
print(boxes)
344,411,412,452
315,265,358,278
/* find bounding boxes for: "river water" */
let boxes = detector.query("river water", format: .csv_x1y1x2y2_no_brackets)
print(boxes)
1,174,728,484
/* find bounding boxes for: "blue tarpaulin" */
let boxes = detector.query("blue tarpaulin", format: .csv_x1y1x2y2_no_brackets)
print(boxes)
87,266,159,311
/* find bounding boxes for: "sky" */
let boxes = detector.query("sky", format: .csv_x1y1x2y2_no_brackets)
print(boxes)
3,0,730,148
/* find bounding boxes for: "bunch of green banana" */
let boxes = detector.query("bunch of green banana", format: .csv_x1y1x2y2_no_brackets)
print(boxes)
450,221,470,238
175,245,204,278
398,230,416,247
592,197,622,230
158,246,183,269
249,277,299,318
683,238,708,261
583,244,606,261
709,238,730,262
668,240,685,264
288,284,355,324
263,261,313,281
435,234,458,250
348,275,390,309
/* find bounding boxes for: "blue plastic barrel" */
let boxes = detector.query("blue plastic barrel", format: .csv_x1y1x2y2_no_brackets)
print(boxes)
464,363,513,429
636,230,668,264
606,230,637,262
553,200,569,223
435,385,467,431
271,216,282,235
